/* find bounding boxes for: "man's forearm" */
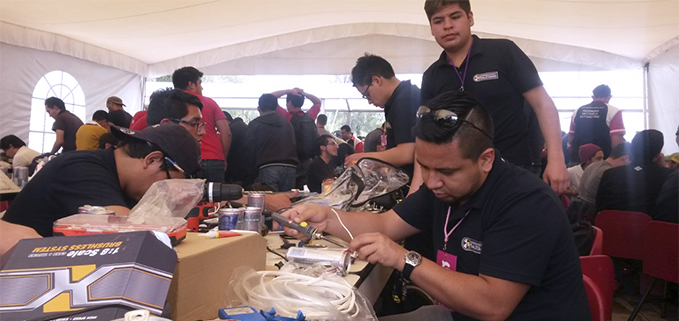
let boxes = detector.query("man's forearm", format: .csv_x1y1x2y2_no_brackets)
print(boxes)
50,143,62,154
361,143,415,167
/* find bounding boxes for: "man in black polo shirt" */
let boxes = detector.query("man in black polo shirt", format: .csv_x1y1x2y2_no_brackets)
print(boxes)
45,96,84,154
345,54,421,193
280,91,590,321
306,135,339,193
421,0,569,195
2,123,201,237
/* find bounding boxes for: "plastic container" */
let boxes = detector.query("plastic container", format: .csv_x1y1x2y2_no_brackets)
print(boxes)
53,214,188,245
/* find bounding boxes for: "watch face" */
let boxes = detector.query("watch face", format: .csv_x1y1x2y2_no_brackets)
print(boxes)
406,251,422,265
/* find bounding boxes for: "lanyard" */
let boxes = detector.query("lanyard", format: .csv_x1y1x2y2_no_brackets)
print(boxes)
443,206,470,251
446,38,474,91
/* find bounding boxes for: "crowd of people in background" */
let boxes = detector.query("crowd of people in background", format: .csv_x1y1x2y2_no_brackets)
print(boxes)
1,0,678,320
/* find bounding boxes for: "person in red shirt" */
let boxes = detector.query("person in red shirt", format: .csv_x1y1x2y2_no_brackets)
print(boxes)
172,67,232,183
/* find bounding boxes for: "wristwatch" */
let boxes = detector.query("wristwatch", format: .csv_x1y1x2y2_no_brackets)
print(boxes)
402,251,422,280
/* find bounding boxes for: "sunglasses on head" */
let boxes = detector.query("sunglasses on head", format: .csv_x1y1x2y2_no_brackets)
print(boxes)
416,106,493,140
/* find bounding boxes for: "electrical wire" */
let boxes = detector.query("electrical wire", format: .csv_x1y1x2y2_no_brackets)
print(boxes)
330,208,353,240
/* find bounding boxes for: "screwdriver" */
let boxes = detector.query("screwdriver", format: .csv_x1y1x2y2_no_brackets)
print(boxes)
270,212,346,248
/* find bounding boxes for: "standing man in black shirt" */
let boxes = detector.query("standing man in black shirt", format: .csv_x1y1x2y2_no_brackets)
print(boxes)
45,96,84,154
106,96,133,128
421,0,569,194
307,134,339,193
345,54,421,193
280,91,590,321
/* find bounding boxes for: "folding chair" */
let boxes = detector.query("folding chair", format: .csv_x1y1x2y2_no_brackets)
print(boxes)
628,221,679,321
589,226,603,256
594,210,651,259
584,274,607,321
580,255,614,321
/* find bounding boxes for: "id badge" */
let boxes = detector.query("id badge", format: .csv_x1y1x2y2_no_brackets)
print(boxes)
436,250,457,271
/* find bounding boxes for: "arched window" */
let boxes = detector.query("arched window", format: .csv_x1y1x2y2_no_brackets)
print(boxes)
29,71,86,153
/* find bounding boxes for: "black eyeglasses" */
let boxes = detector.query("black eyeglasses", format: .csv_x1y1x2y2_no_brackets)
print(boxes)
361,84,372,100
416,106,493,140
169,118,207,132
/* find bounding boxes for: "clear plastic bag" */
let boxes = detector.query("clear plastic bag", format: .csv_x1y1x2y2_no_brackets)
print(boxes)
228,265,377,321
129,179,204,218
292,158,409,212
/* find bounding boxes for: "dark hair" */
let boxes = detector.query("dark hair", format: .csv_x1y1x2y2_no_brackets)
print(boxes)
413,91,494,161
45,97,66,110
258,94,278,112
0,135,26,150
340,125,352,133
147,88,203,126
592,85,611,98
223,111,234,122
286,94,304,108
631,129,664,164
316,134,334,156
608,142,631,159
98,132,119,149
351,53,396,87
118,139,170,171
92,110,109,122
172,66,203,90
317,114,328,126
424,0,471,20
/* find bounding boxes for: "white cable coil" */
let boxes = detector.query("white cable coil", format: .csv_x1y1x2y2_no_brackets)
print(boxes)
240,270,360,319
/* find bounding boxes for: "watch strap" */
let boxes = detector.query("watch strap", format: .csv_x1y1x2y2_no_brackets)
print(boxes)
402,261,415,280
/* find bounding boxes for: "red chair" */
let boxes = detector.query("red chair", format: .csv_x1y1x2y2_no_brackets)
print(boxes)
560,194,571,210
589,226,603,256
583,274,606,321
628,221,679,321
594,210,651,259
580,255,614,321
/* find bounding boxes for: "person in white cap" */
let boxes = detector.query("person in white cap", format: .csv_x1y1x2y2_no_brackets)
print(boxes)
106,96,133,128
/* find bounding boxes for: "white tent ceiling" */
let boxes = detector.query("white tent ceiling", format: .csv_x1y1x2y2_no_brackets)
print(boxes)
1,0,678,77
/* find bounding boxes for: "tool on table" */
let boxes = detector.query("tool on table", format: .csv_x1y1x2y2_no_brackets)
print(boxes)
270,212,346,248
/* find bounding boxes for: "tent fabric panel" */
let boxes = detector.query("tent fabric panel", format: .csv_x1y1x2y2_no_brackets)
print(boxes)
0,43,144,147
647,43,679,155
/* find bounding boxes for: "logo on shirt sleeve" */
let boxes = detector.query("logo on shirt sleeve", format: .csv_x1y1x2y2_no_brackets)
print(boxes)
461,237,482,254
473,71,499,82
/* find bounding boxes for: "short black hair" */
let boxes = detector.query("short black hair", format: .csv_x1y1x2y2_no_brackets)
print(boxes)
286,94,304,108
351,53,396,87
223,111,234,122
92,110,109,122
0,135,26,150
258,94,278,112
147,88,203,126
316,134,334,156
631,129,664,164
317,114,328,126
98,132,119,149
172,66,203,90
118,138,170,171
413,91,494,161
592,85,611,98
609,142,631,159
340,125,352,133
45,97,66,110
424,0,471,21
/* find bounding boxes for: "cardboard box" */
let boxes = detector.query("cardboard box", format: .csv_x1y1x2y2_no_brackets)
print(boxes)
0,231,177,321
167,232,266,321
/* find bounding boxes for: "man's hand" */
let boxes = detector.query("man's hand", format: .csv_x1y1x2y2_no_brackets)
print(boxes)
542,161,569,194
344,152,364,167
350,232,407,270
277,204,330,237
264,190,299,212
0,221,41,256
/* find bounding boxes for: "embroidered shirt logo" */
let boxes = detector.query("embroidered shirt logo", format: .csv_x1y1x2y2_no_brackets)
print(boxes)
461,237,482,254
473,71,499,82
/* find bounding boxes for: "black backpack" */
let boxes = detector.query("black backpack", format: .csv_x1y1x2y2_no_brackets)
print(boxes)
290,113,319,160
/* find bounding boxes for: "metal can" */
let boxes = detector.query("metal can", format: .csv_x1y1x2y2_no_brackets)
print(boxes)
78,205,115,215
12,166,28,188
242,206,262,232
285,247,352,275
247,193,266,211
218,207,243,231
